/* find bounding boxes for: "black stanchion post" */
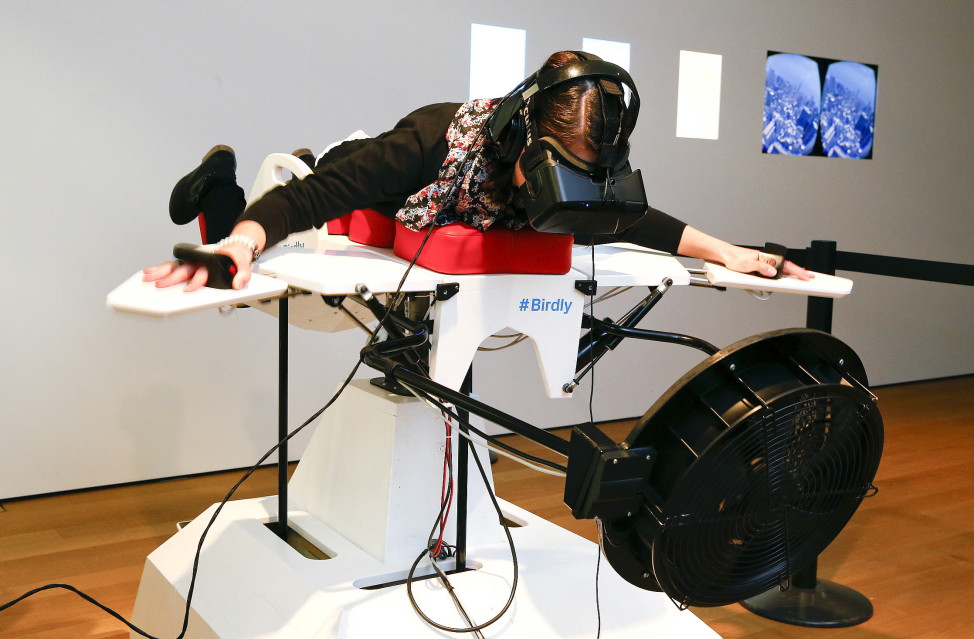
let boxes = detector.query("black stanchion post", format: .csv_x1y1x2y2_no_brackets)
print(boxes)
454,367,473,570
277,296,289,541
806,240,837,333
741,239,874,627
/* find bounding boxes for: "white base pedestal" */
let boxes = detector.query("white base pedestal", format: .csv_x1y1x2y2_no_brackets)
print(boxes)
131,499,718,638
131,383,719,638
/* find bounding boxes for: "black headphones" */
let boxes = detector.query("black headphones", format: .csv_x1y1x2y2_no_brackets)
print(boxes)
485,52,640,172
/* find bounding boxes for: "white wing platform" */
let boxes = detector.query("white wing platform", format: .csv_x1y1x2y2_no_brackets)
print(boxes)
108,238,698,398
704,262,853,298
108,240,848,319
107,271,289,318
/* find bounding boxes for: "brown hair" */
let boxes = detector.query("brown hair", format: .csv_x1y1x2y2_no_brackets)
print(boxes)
484,50,612,203
533,50,608,158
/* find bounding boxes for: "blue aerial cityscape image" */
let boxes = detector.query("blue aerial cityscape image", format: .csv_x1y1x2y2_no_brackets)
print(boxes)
763,53,821,155
763,52,877,159
821,61,877,158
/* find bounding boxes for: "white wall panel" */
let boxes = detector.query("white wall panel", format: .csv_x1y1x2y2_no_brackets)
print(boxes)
2,0,971,497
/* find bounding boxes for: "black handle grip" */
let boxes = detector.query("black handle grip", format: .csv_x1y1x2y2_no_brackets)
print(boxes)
757,242,788,279
172,243,237,289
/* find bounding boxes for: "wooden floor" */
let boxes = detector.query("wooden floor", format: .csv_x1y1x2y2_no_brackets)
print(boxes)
1,376,972,638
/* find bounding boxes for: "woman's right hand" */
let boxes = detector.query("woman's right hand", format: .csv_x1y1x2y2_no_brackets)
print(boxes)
143,222,265,292
142,242,255,292
142,259,211,292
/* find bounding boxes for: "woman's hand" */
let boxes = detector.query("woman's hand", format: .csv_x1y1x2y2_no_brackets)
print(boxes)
678,226,814,281
722,249,814,281
141,244,253,292
142,222,266,292
779,259,814,280
142,259,206,290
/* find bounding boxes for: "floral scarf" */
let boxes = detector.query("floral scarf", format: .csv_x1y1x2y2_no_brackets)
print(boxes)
396,99,526,232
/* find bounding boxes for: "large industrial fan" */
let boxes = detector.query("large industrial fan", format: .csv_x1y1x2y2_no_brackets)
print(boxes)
365,299,883,610
564,328,883,607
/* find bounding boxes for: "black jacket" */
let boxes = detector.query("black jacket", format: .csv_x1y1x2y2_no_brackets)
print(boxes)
239,102,687,253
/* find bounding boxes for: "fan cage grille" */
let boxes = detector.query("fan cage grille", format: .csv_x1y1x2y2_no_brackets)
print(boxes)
651,386,882,606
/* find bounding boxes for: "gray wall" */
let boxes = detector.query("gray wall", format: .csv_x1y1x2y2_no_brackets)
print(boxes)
3,1,972,498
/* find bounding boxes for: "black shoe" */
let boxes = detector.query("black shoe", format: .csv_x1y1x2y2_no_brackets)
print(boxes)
169,145,238,226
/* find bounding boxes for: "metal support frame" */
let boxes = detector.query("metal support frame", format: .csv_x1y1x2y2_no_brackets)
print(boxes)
566,279,718,394
359,275,729,461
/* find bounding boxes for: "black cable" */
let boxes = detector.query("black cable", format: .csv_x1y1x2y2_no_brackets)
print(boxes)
405,423,519,633
430,409,455,559
169,362,364,638
429,559,486,639
0,352,366,638
595,546,603,639
589,244,604,639
0,584,157,638
1,114,507,635
418,413,455,562
398,241,602,634
407,385,568,474
0,174,436,637
157,195,447,634
587,245,597,424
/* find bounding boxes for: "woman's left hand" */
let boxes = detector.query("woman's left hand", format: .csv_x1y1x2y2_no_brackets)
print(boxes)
723,250,815,281
779,259,814,280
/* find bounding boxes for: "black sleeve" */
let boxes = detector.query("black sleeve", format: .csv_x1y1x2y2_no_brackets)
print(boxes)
239,102,459,247
572,205,687,255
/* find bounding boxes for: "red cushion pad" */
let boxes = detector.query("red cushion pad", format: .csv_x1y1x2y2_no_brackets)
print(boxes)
326,209,396,248
393,222,574,275
349,209,396,247
326,213,352,235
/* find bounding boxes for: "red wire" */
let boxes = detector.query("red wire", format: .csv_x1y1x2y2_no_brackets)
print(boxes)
432,414,453,557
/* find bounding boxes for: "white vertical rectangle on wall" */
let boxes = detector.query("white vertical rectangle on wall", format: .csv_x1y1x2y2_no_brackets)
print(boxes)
581,37,631,71
676,50,723,140
469,24,526,100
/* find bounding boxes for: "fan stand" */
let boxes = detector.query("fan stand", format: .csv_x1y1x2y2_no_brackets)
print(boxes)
740,560,873,627
741,240,873,628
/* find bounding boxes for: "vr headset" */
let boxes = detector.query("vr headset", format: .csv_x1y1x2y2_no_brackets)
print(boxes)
485,53,648,235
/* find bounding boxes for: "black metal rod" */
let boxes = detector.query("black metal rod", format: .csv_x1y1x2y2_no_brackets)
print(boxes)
593,322,720,356
277,296,288,540
357,286,429,373
363,353,571,457
746,242,974,287
576,280,672,370
835,250,974,286
795,240,834,592
790,562,818,589
570,282,715,391
806,240,837,333
455,368,473,569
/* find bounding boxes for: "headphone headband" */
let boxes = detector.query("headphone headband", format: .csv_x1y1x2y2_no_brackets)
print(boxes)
486,57,640,169
531,60,634,97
